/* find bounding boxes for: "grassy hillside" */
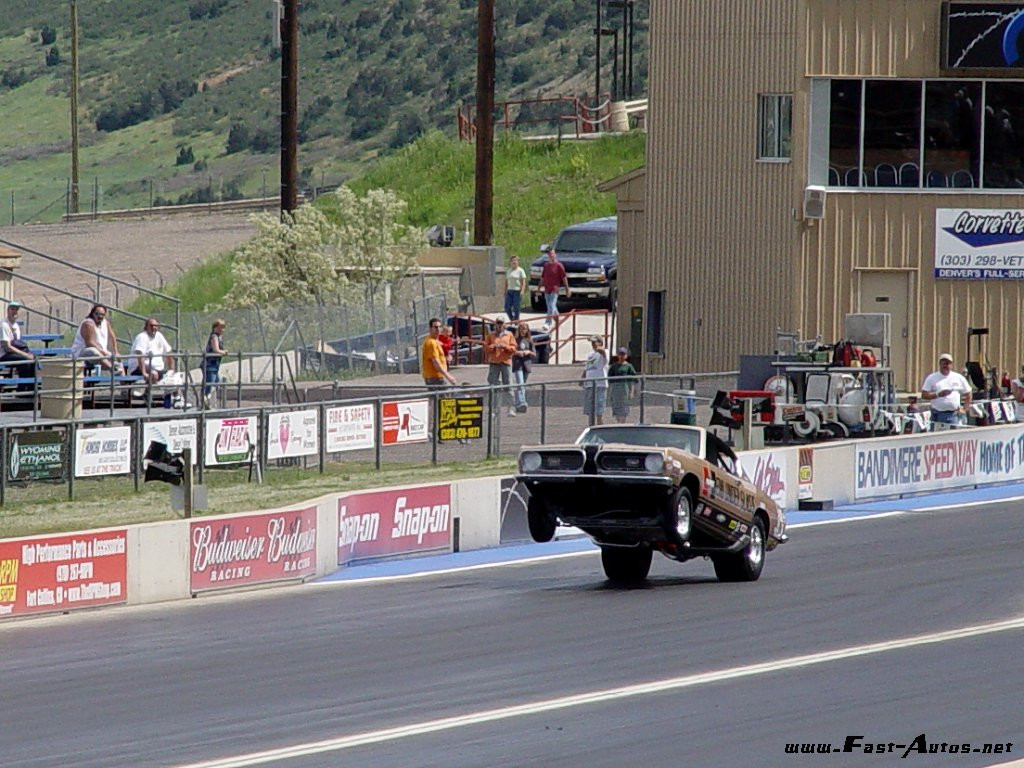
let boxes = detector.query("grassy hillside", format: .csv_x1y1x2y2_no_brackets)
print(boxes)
0,0,648,223
131,130,646,313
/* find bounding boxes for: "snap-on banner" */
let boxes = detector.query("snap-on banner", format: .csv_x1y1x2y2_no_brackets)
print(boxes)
337,484,451,566
189,506,317,592
0,530,128,619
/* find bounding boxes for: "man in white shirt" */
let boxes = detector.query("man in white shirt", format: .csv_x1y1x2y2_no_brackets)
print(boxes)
1,300,35,380
129,318,174,383
920,352,972,428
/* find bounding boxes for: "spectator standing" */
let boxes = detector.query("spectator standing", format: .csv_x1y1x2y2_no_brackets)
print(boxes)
504,256,527,321
921,352,972,428
581,335,608,424
485,316,517,415
540,248,569,327
203,319,227,407
128,318,174,383
607,346,638,423
511,322,536,413
1,301,34,379
439,324,455,366
421,317,458,388
70,303,120,372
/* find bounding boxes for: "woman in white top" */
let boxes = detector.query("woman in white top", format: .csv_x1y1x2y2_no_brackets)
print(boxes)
71,304,119,371
581,336,609,424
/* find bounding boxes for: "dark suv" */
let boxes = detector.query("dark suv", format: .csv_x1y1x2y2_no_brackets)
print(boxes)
529,216,617,311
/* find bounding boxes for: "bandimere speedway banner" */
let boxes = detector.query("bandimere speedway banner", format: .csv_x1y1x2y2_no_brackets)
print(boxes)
0,530,128,619
189,506,317,592
855,426,1024,499
337,484,452,565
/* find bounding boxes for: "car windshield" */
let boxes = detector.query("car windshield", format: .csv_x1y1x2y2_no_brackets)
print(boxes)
554,230,616,254
576,426,701,455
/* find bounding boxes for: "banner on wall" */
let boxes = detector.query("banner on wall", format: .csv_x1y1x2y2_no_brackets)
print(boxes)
143,419,198,465
337,484,451,565
326,404,375,453
798,448,814,500
190,506,317,592
205,416,258,466
75,426,131,477
935,208,1024,279
267,409,319,460
0,530,127,619
382,399,429,445
739,450,788,508
854,426,1024,498
9,430,65,481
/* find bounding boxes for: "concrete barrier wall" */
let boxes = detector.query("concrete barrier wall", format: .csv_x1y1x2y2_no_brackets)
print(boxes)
6,422,1024,621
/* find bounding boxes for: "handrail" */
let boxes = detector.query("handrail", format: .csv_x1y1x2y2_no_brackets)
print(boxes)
0,236,181,347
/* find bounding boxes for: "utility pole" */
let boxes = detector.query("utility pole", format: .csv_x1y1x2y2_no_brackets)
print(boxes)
473,0,495,246
280,0,298,216
70,0,80,214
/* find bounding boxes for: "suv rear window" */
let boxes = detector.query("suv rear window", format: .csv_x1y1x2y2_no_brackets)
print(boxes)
554,230,616,254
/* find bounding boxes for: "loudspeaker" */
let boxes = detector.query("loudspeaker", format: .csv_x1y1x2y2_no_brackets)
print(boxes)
803,185,827,219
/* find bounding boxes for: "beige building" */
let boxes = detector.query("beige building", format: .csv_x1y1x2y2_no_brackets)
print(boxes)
609,0,1024,391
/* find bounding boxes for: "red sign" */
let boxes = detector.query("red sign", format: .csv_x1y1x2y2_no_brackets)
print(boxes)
337,484,452,565
0,530,128,619
381,399,429,445
190,507,318,592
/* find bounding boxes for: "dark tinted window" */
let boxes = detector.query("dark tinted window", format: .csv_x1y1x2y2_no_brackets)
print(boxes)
829,80,862,187
983,82,1024,189
924,81,981,189
554,229,616,253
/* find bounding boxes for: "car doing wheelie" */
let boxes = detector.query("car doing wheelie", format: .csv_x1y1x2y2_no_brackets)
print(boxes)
516,424,787,584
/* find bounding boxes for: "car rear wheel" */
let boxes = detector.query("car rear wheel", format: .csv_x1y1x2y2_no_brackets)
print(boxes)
712,517,765,582
600,545,652,584
527,497,556,543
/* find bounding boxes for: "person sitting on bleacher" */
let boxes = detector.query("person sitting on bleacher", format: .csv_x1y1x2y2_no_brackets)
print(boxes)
1,301,35,382
128,317,174,384
70,303,121,373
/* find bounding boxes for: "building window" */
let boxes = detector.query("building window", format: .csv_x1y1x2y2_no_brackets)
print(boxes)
815,77,1024,190
645,291,664,355
757,94,792,160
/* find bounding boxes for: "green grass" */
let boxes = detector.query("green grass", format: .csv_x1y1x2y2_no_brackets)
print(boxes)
0,457,517,539
126,130,646,316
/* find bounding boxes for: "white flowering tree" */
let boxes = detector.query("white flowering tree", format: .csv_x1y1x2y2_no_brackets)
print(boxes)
222,186,425,309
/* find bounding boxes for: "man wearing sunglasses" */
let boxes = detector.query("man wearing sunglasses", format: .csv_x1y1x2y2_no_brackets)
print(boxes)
421,318,457,388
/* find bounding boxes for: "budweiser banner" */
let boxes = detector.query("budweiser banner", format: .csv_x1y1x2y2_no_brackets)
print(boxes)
337,484,452,565
190,506,318,592
0,530,128,619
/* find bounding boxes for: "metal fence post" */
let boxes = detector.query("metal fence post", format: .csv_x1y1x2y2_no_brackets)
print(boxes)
374,397,382,471
431,391,439,465
540,383,547,444
486,387,494,459
318,402,326,474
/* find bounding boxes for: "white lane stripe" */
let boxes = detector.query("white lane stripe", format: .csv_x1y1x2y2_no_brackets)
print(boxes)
171,614,1024,768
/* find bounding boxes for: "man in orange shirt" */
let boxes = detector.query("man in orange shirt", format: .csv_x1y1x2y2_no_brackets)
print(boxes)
421,317,458,388
485,316,517,416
